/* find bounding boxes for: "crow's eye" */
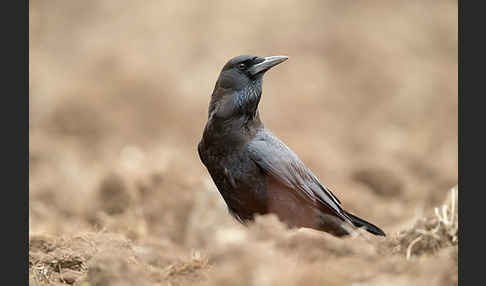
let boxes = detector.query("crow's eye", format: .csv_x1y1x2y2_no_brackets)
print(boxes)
238,63,247,70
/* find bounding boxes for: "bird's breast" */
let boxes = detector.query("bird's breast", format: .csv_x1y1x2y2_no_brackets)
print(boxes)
199,143,268,220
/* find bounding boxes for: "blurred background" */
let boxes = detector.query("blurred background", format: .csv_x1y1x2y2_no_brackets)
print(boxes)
29,0,457,285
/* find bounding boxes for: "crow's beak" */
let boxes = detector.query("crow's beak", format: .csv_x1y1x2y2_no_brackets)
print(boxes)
248,56,288,76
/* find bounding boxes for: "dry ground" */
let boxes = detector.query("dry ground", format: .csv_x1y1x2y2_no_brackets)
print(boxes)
29,1,458,285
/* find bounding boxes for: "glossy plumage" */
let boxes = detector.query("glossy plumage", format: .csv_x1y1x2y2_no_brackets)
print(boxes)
198,55,385,237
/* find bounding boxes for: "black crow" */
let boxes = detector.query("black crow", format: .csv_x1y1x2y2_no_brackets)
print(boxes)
198,55,385,237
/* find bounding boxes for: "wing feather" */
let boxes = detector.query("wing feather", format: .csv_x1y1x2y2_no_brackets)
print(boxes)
248,130,349,221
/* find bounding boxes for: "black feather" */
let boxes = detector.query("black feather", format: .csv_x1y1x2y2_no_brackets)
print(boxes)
344,211,386,236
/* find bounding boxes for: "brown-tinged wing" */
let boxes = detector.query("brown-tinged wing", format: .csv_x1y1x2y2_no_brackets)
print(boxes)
247,130,351,223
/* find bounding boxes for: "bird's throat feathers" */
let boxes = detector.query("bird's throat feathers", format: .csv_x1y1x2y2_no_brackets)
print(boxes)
234,78,262,117
209,77,263,121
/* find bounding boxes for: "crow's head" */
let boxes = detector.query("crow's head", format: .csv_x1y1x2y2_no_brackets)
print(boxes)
209,55,288,120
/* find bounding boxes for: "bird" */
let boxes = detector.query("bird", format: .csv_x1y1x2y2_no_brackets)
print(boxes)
198,55,385,237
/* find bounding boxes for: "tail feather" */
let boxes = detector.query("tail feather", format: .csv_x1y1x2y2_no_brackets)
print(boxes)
344,211,386,236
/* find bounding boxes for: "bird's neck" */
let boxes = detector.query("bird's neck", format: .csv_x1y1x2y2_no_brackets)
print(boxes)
234,78,262,119
208,79,263,121
202,108,263,148
205,110,263,136
203,78,264,146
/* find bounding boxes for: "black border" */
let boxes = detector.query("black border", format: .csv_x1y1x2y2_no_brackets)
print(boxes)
6,0,28,284
459,0,484,284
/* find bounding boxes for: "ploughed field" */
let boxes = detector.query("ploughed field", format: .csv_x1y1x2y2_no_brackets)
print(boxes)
29,1,458,285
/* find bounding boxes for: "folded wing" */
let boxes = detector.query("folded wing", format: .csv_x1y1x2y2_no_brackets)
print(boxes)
247,130,351,223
